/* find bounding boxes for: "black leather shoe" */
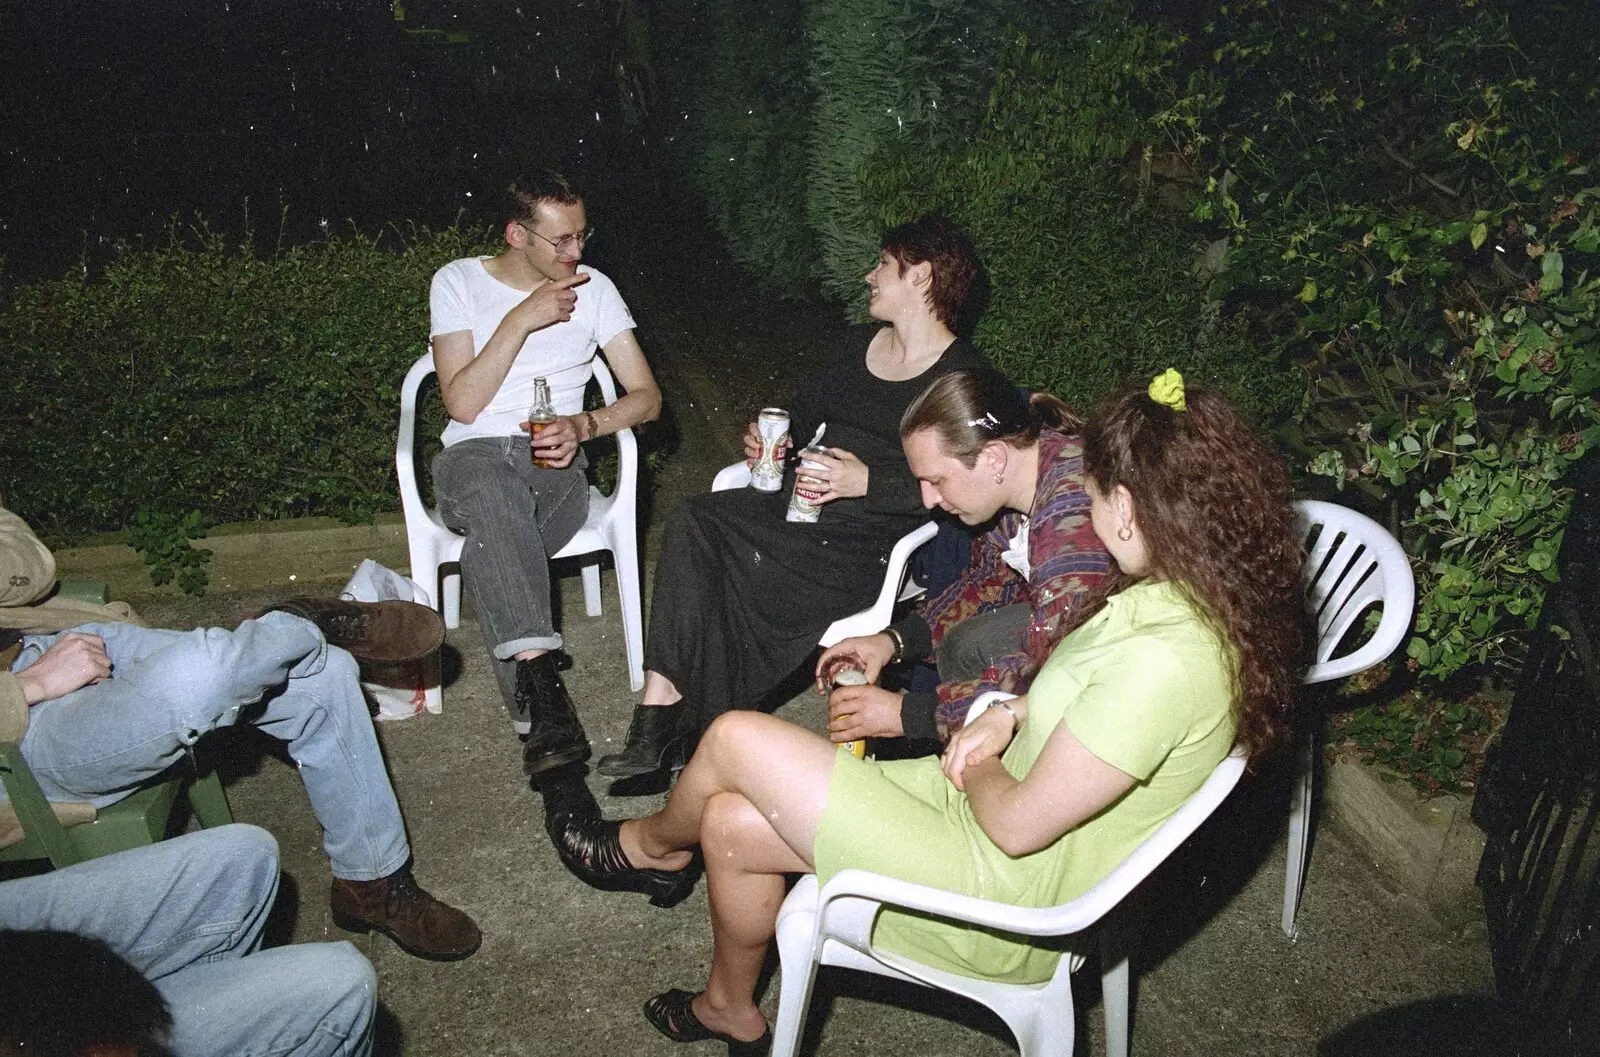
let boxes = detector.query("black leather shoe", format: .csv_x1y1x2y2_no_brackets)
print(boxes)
597,703,687,777
644,988,772,1056
549,815,700,908
533,763,601,841
517,655,590,776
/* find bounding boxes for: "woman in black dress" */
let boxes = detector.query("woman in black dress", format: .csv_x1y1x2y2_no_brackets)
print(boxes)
594,215,991,782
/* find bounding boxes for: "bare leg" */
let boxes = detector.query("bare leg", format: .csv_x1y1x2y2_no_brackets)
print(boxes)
682,791,809,1042
641,669,683,706
620,711,838,874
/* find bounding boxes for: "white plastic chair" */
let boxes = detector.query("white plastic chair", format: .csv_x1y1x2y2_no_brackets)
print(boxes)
772,689,1249,1057
709,462,938,648
395,351,645,711
1281,499,1415,937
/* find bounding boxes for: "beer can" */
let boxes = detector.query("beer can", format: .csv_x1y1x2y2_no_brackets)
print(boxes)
751,408,790,492
785,445,829,523
827,660,871,759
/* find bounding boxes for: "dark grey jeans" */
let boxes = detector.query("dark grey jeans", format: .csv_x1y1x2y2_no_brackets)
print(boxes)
937,603,1034,683
432,436,589,728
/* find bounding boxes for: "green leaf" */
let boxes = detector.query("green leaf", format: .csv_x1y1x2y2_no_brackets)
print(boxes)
1540,251,1565,294
1470,222,1488,250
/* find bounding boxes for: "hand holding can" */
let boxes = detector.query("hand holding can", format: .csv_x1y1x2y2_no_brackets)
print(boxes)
751,408,790,492
825,656,871,759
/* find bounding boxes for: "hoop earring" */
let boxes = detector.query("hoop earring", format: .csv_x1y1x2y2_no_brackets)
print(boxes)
1116,525,1133,542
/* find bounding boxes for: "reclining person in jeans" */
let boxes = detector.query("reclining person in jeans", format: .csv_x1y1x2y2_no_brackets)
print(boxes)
0,825,376,1057
0,500,480,962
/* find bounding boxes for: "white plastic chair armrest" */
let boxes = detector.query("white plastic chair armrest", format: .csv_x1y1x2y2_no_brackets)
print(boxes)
818,868,1104,940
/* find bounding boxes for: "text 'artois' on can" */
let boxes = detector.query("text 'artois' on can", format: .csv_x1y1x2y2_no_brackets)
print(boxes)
785,445,830,523
751,408,789,492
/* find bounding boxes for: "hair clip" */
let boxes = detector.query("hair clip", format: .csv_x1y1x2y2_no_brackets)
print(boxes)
967,412,1001,431
1148,368,1187,412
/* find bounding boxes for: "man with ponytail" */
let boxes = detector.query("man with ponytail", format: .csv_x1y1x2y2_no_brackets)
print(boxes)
818,368,1113,747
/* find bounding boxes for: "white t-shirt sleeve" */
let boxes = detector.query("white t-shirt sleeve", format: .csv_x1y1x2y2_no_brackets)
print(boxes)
429,261,475,338
584,269,637,349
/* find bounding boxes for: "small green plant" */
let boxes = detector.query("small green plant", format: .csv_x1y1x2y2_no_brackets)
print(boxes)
1330,687,1502,796
125,507,213,596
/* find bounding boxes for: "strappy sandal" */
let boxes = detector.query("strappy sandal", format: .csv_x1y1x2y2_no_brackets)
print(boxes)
549,816,701,908
643,988,772,1057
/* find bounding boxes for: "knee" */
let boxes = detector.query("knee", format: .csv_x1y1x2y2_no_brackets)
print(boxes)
700,711,766,763
195,824,281,903
318,942,379,1004
288,942,377,1038
701,791,768,862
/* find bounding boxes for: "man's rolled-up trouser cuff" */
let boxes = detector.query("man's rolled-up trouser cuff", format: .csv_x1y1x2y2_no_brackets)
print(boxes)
493,633,564,661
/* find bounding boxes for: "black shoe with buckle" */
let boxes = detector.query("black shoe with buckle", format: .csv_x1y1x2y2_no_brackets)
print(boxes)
517,654,590,776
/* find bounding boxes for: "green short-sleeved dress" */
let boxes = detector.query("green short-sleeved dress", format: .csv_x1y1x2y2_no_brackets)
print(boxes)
812,579,1237,984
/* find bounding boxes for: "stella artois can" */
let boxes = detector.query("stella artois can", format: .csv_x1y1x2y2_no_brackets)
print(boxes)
752,408,790,492
786,445,829,523
825,657,871,759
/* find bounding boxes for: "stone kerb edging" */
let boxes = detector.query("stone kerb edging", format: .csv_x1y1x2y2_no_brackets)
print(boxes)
52,514,413,599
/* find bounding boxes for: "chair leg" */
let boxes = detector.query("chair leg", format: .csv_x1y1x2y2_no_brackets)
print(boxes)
442,569,463,630
581,562,603,617
770,951,822,1057
612,532,646,693
1282,732,1315,938
1100,929,1132,1057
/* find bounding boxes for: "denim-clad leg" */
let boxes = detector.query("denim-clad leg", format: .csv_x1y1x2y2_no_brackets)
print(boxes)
10,613,410,881
431,435,590,659
0,824,376,1057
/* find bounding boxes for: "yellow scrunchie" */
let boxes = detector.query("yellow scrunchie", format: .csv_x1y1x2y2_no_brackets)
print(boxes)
1148,368,1187,412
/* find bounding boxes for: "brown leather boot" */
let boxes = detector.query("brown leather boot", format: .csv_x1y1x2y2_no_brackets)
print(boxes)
329,868,481,961
261,598,444,664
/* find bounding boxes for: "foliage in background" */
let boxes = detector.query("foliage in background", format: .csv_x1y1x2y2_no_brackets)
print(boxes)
1145,0,1600,687
652,0,817,297
804,0,1075,314
0,219,492,555
858,27,1303,428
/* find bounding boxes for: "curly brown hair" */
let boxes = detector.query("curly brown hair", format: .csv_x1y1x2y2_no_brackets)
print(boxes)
1080,384,1305,761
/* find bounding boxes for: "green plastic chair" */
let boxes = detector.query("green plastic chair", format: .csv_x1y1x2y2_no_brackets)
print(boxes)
0,579,233,869
0,742,233,869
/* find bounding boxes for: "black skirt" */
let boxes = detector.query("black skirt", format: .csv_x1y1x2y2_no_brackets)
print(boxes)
643,485,907,732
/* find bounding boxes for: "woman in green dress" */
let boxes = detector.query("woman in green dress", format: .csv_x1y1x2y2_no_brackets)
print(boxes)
556,370,1307,1054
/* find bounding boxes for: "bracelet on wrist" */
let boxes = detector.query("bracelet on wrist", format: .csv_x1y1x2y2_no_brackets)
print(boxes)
985,698,1020,731
882,626,905,664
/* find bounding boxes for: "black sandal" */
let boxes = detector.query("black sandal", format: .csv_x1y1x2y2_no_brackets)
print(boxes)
643,988,772,1057
549,815,701,908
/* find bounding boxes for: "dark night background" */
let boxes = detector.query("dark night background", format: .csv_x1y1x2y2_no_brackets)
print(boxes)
1,0,644,281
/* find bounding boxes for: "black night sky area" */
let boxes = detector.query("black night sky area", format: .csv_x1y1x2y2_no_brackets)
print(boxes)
1,1,640,281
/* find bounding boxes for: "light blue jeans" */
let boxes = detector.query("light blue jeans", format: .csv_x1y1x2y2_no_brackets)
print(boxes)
9,612,410,881
0,824,375,1057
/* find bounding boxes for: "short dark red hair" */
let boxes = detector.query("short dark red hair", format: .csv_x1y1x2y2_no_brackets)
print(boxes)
882,215,985,335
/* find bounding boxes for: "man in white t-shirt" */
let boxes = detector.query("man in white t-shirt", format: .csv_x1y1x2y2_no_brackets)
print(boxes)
429,171,661,807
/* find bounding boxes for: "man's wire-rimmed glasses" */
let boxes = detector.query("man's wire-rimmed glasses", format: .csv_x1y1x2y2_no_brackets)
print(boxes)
519,222,594,254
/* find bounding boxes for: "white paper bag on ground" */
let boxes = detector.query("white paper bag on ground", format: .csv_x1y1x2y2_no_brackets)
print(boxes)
339,559,439,721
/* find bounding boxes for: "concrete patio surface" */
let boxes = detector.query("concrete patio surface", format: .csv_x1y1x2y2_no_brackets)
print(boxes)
134,561,1506,1057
